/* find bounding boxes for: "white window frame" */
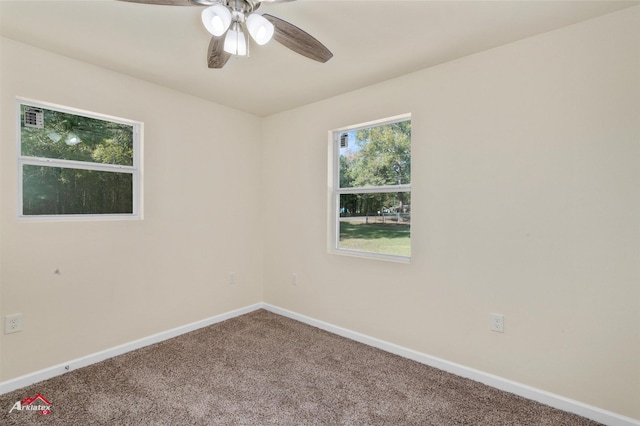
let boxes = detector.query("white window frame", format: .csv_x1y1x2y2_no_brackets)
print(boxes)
16,98,143,221
328,113,411,263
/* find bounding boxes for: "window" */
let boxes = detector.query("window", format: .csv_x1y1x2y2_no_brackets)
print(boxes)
17,99,142,219
330,114,411,261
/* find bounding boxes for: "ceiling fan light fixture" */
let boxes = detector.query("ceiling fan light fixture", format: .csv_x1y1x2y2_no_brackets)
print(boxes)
119,0,333,68
223,23,248,56
201,4,232,37
246,13,274,46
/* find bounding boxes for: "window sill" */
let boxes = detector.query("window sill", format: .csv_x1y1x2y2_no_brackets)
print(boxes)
329,248,411,264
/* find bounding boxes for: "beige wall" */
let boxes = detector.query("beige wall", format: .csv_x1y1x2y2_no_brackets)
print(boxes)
1,5,639,422
0,38,264,380
262,7,639,419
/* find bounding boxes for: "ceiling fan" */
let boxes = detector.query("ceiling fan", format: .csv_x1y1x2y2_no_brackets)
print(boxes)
119,0,333,68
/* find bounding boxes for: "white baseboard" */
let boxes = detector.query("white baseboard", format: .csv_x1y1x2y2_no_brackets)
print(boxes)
0,303,263,396
262,303,640,426
2,302,637,426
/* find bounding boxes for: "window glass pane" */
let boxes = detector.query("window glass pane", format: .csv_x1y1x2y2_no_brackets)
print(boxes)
339,192,411,257
20,105,134,166
339,120,411,188
23,165,133,215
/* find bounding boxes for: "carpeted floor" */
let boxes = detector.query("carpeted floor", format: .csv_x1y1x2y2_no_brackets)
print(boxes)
0,309,600,425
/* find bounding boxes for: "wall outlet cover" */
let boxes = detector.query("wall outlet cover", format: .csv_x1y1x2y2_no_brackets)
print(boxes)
490,313,504,333
5,314,23,334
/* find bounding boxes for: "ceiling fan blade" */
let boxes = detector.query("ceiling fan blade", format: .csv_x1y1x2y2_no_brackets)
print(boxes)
208,37,231,68
117,0,200,5
262,14,332,63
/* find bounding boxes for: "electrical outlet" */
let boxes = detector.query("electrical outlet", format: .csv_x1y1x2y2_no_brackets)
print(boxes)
490,313,504,333
291,273,298,286
228,272,236,285
5,314,22,334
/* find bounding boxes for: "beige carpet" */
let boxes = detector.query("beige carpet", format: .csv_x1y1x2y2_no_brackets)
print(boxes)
0,309,600,425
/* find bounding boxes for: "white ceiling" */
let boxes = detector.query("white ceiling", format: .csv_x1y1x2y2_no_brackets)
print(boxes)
1,0,637,116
